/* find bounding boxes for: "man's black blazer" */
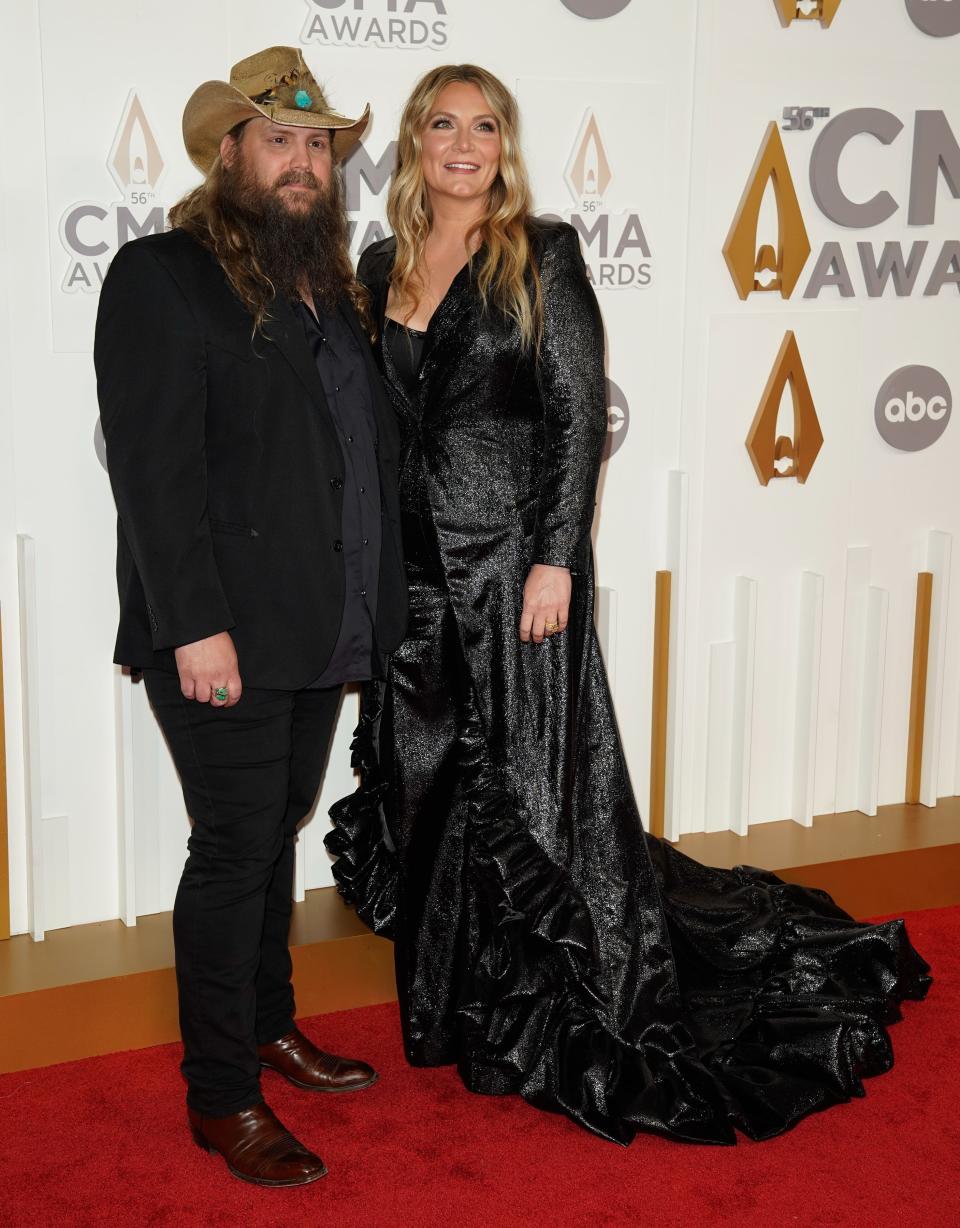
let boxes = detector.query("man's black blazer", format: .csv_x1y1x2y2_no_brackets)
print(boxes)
94,228,407,690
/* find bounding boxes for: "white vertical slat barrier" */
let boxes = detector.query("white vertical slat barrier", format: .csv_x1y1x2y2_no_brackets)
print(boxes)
40,814,71,932
595,585,619,700
663,470,688,842
921,530,952,808
16,533,43,941
293,833,307,904
792,571,825,829
115,668,137,926
835,546,872,814
703,576,757,836
730,576,758,836
131,676,162,915
858,586,889,817
704,641,734,833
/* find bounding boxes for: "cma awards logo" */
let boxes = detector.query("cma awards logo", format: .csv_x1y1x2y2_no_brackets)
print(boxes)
301,0,449,49
724,111,960,301
541,110,651,291
59,92,166,293
342,138,397,255
773,0,843,25
746,331,824,485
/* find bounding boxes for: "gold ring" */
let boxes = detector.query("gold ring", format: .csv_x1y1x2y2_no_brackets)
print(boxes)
544,621,560,632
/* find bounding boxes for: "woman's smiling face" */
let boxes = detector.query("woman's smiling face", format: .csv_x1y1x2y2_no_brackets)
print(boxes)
419,81,502,205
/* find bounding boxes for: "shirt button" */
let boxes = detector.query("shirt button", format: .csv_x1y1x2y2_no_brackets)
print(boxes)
347,434,354,443
360,588,367,597
359,485,365,493
333,540,343,552
363,538,369,546
335,385,340,392
330,477,343,490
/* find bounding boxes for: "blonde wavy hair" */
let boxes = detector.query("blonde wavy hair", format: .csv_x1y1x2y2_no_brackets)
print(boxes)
387,64,543,348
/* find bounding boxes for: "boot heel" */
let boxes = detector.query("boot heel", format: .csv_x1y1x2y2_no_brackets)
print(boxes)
190,1124,212,1153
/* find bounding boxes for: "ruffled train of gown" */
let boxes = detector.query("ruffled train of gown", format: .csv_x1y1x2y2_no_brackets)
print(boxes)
326,682,932,1146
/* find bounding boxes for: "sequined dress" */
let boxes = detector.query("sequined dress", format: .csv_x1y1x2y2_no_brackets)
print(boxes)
326,220,931,1145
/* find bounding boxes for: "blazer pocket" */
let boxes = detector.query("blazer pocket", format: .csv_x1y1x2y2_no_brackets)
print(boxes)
209,517,259,538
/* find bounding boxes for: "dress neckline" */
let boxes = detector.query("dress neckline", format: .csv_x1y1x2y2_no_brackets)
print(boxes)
384,316,427,339
380,247,479,337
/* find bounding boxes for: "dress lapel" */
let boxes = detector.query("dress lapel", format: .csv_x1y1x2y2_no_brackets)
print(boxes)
363,240,479,414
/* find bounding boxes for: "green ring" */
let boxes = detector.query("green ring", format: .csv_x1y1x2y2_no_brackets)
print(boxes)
214,687,229,702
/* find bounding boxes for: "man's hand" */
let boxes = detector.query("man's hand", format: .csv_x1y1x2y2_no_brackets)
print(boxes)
519,564,572,644
174,632,242,707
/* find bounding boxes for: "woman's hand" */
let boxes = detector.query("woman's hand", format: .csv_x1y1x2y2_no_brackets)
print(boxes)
519,564,572,643
174,631,242,707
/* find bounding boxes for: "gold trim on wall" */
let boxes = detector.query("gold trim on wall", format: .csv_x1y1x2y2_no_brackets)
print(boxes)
0,605,10,941
649,571,672,840
906,572,934,806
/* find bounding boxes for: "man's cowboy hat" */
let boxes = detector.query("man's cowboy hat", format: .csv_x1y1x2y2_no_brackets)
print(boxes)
182,46,370,174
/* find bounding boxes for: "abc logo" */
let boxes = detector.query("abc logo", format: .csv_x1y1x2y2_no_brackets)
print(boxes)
905,0,960,37
560,0,632,18
875,366,953,452
603,377,630,461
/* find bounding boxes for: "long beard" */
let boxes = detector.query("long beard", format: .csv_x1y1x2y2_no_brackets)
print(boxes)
219,157,352,311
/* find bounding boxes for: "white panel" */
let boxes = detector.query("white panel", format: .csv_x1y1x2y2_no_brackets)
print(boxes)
3,0,960,932
663,470,688,842
595,586,619,700
304,686,362,892
704,641,735,834
293,835,306,904
858,586,889,818
40,813,71,932
792,572,825,829
131,675,164,917
921,531,952,808
115,668,137,927
835,546,873,814
730,576,758,836
16,534,43,942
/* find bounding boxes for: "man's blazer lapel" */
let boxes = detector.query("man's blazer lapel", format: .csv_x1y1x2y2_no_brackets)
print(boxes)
262,297,341,449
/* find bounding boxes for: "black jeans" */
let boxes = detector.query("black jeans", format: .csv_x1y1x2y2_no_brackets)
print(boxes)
143,670,342,1117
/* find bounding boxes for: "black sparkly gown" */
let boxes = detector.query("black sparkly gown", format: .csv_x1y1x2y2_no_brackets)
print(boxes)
326,219,931,1145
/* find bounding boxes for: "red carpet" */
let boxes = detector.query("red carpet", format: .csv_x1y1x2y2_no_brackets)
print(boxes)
3,906,957,1228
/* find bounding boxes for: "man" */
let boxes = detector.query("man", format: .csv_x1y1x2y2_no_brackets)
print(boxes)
94,47,406,1187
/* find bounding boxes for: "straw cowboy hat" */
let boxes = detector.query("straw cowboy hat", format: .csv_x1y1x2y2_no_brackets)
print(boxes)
182,45,370,174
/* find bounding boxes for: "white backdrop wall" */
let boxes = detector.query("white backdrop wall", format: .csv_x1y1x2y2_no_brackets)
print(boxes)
0,0,957,936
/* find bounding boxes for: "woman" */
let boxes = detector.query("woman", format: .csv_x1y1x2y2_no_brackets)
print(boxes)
327,65,931,1145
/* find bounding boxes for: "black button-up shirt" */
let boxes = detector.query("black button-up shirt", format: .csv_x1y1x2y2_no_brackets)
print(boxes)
294,299,383,687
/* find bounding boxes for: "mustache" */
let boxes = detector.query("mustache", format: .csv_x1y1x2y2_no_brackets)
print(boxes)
273,170,322,191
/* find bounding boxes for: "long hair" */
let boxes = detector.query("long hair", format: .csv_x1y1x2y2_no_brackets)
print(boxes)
168,125,370,333
387,65,542,349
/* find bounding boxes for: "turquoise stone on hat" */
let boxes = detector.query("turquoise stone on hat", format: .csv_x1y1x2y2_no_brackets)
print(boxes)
295,89,312,110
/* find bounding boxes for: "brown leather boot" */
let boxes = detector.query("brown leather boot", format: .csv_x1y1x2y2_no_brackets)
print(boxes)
188,1102,327,1186
258,1027,378,1092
